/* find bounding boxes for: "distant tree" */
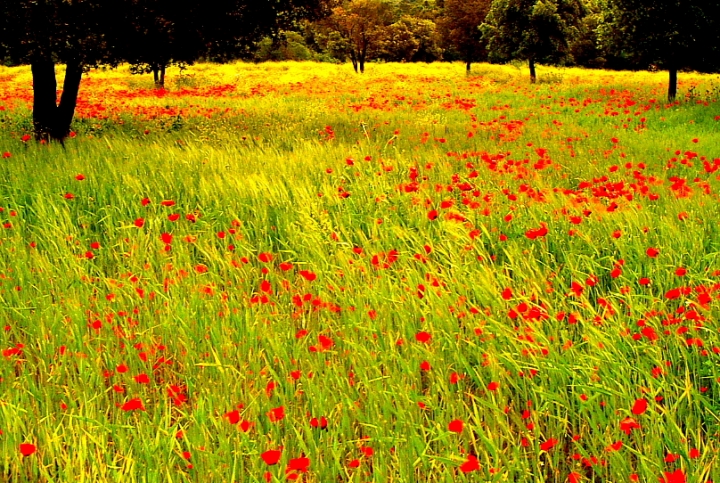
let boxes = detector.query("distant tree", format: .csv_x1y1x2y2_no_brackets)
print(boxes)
0,1,125,142
321,0,395,73
255,31,314,61
0,0,329,142
567,0,606,68
601,0,720,101
125,0,331,86
378,16,442,62
123,0,201,87
481,0,585,83
437,0,491,72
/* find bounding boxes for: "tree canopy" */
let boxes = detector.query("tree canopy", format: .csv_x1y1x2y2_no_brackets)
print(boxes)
481,0,585,83
436,0,491,71
602,0,720,100
0,0,329,141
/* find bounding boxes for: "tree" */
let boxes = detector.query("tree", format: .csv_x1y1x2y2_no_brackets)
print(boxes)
601,0,720,101
124,0,331,86
437,0,491,72
0,0,125,142
481,0,585,83
0,0,329,142
377,16,442,62
123,0,202,87
321,0,395,73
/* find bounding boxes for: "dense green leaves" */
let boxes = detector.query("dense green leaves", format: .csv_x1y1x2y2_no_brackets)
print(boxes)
601,0,720,100
436,0,491,71
0,0,329,140
481,0,585,82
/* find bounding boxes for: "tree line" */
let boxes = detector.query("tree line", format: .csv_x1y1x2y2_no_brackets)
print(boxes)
1,0,719,142
283,0,720,100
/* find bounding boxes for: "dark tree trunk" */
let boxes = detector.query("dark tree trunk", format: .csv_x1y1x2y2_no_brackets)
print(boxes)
466,61,471,73
152,63,166,88
350,51,358,73
466,48,472,73
31,60,58,141
529,58,537,84
668,67,678,102
359,43,366,74
31,59,83,143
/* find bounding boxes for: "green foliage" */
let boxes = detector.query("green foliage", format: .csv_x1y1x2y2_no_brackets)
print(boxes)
377,16,443,62
317,0,396,72
601,0,720,71
601,0,720,100
436,0,491,68
481,0,585,78
255,31,316,62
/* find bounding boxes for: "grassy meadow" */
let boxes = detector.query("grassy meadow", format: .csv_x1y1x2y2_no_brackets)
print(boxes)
1,61,720,482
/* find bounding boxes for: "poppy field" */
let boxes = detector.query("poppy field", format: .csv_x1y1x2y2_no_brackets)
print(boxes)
1,61,720,482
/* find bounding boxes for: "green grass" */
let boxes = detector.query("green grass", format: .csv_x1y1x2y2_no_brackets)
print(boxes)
0,61,720,482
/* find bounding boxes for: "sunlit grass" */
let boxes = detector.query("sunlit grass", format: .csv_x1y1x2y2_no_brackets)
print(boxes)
0,61,720,482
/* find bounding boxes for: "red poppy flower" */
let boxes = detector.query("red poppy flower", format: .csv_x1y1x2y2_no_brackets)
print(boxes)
19,443,36,457
448,419,464,433
121,398,145,411
428,209,438,221
261,449,282,465
310,416,328,429
299,270,316,281
133,373,150,384
267,406,285,422
317,334,334,350
631,398,648,415
225,409,241,424
540,438,558,451
646,247,659,258
459,454,480,473
606,440,623,452
664,453,679,463
415,331,431,343
75,174,85,181
661,469,686,483
287,456,310,473
134,218,145,228
487,381,499,391
258,252,273,263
